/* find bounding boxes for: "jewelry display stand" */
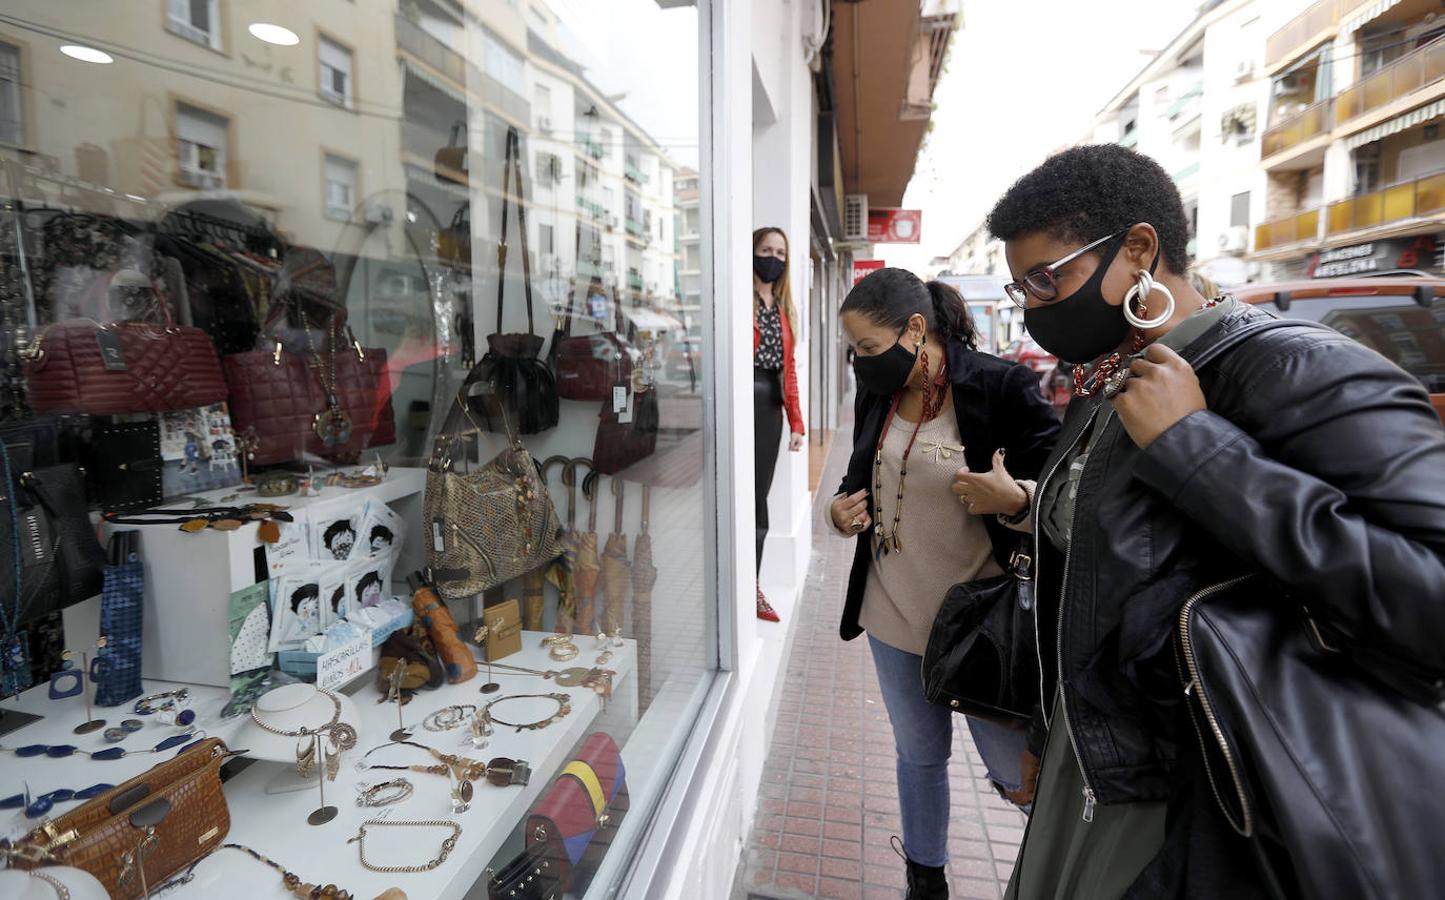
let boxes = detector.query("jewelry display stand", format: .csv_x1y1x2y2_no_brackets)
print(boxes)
235,684,365,764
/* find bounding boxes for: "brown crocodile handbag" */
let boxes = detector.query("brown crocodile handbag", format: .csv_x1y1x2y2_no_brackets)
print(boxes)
3,737,232,899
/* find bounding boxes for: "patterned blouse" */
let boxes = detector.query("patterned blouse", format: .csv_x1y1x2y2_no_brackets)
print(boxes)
755,301,784,371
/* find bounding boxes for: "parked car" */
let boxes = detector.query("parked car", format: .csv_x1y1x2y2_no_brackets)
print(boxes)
1000,336,1070,417
1232,274,1445,423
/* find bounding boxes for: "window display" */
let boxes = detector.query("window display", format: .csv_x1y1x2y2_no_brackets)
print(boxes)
0,0,711,896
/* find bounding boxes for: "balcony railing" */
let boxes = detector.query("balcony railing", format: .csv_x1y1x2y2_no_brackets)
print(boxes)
1261,99,1333,159
624,161,648,184
577,197,606,219
1254,208,1322,251
1326,170,1445,236
1265,0,1340,71
1337,34,1445,127
396,15,466,87
575,135,604,160
625,218,646,238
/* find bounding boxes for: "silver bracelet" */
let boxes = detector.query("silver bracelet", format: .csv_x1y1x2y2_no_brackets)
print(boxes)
356,778,414,807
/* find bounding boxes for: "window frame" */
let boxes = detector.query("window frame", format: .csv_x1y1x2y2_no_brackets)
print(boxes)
0,34,30,150
321,150,361,222
317,31,356,110
165,0,223,52
172,98,232,190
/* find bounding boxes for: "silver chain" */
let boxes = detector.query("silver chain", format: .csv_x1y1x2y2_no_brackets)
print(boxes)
348,819,462,873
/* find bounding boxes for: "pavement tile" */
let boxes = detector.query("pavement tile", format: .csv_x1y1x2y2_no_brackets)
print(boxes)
781,832,822,855
821,837,860,859
823,821,861,841
820,856,863,880
774,870,819,894
777,851,820,875
783,816,823,837
955,876,1002,899
818,876,865,900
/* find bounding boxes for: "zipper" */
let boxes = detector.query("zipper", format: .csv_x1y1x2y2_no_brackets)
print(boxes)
1177,575,1256,837
450,524,498,581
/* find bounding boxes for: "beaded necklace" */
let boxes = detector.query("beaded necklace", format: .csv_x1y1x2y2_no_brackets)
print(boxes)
871,357,949,559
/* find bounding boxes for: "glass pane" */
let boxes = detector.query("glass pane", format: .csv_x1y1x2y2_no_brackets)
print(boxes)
0,2,712,897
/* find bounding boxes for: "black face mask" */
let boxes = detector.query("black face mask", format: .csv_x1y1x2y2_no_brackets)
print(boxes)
1024,236,1132,365
753,255,786,284
853,333,918,396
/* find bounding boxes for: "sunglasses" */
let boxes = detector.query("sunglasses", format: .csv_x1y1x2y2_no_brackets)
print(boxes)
1004,227,1129,309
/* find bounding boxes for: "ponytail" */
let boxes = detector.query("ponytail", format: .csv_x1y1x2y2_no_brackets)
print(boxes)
841,267,979,350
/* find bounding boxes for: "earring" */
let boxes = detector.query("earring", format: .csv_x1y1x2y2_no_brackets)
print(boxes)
324,736,341,782
296,735,316,779
49,651,83,700
1122,271,1175,329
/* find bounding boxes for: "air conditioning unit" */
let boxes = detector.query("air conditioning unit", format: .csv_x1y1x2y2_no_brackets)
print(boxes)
538,115,553,133
364,201,394,225
1234,59,1255,82
843,193,868,242
1218,226,1249,253
606,214,619,229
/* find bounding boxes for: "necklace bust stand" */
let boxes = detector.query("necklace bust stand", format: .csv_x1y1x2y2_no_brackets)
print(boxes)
0,866,109,900
237,684,364,795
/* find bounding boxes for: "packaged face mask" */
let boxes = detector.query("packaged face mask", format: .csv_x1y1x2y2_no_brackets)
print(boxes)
312,497,367,562
342,551,395,621
359,501,406,558
269,565,327,652
316,561,348,630
266,509,311,576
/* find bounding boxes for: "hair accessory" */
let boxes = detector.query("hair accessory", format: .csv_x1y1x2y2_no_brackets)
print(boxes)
347,819,462,874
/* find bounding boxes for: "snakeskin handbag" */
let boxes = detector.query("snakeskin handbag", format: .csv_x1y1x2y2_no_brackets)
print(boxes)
424,373,563,601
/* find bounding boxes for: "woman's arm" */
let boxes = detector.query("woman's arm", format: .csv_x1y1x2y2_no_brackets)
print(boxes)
1134,337,1445,674
1000,363,1061,481
782,321,805,437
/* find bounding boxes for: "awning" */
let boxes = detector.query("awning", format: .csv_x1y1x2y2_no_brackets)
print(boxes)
1343,98,1445,151
625,308,684,334
400,57,467,106
1341,0,1403,37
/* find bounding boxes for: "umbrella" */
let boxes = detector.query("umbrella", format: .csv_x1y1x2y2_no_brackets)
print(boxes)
573,466,603,635
532,456,575,633
601,479,630,637
631,484,656,705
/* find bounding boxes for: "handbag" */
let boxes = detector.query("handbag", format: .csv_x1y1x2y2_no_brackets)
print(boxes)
437,204,471,267
470,126,559,435
0,455,105,629
548,287,634,402
85,420,163,511
434,121,469,186
1,736,232,899
592,383,660,476
487,842,564,900
526,732,629,894
1175,575,1445,899
423,373,564,601
222,306,395,466
23,272,228,416
921,542,1037,725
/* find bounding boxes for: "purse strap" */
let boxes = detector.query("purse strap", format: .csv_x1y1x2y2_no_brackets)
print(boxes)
496,127,536,338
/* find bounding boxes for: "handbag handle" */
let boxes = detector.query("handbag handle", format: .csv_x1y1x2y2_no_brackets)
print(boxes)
496,126,536,338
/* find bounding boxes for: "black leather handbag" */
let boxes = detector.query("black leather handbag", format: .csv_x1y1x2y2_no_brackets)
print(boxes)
85,420,162,511
921,540,1036,725
1175,574,1445,900
0,459,106,627
487,843,562,900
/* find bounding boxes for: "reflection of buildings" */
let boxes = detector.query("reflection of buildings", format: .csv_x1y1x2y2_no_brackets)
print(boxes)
675,167,701,337
1323,302,1445,390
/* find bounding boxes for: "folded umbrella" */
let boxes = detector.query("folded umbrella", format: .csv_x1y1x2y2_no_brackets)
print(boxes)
531,456,574,632
601,478,630,637
573,465,602,634
94,530,144,706
632,484,656,705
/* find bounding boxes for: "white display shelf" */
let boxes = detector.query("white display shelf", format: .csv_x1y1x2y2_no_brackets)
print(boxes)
0,632,636,900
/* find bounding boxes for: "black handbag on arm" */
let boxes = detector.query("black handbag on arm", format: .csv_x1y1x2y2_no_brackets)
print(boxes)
472,126,558,435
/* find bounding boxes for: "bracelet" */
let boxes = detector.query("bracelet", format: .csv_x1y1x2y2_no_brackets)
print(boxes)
548,643,579,662
482,692,572,733
355,778,413,807
422,704,477,732
347,819,461,874
134,689,191,715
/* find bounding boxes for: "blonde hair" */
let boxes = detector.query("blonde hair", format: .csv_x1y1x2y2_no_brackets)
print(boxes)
752,226,797,330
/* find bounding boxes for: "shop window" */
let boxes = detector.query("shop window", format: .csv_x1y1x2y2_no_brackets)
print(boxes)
175,102,228,189
167,0,220,50
0,41,22,146
324,154,358,221
319,36,353,108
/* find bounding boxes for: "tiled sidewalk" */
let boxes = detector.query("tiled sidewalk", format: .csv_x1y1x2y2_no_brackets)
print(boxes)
736,423,1027,900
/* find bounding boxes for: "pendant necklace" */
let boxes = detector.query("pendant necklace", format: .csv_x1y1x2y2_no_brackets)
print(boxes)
872,356,948,559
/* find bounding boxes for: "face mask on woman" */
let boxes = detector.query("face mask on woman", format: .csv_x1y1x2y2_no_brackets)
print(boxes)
852,330,918,395
753,255,786,284
1023,236,1132,365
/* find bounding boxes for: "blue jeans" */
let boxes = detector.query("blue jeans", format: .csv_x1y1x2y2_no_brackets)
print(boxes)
869,634,1029,867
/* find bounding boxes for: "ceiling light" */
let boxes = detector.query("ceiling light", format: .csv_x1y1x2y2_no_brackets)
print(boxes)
248,23,300,46
59,45,114,64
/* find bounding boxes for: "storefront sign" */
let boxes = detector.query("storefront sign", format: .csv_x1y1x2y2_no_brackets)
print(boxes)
1307,236,1441,278
317,628,372,691
866,208,922,243
852,259,885,284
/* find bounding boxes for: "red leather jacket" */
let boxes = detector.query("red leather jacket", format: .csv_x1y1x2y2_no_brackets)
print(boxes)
753,307,804,435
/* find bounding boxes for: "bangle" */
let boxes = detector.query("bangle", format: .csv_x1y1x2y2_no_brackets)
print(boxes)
356,778,413,807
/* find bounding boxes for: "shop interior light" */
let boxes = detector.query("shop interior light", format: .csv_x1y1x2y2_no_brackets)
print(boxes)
59,45,114,64
248,23,300,46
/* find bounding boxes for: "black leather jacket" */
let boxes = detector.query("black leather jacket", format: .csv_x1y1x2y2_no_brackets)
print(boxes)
1032,302,1445,807
837,339,1061,640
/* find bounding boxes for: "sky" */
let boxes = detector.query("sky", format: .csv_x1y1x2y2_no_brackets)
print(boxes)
886,0,1202,275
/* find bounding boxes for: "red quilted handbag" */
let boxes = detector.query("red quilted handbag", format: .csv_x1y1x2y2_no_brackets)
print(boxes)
224,334,395,466
526,732,629,894
24,275,227,416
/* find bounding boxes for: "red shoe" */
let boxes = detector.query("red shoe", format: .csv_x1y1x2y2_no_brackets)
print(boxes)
756,587,780,622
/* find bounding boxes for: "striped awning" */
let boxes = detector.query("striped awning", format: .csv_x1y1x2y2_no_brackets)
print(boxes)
1341,0,1403,37
1343,98,1445,151
400,57,466,106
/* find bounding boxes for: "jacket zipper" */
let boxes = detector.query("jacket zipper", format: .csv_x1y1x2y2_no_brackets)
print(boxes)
1031,403,1102,822
1177,575,1256,836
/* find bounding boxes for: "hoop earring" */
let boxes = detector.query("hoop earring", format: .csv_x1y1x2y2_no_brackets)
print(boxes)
1122,271,1175,329
296,736,316,779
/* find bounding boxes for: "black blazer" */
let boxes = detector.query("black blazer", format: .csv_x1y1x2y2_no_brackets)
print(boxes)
836,339,1061,641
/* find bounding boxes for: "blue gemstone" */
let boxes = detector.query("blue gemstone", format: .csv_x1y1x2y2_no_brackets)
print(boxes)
91,747,127,761
176,709,196,726
154,734,189,751
46,745,78,758
14,744,48,757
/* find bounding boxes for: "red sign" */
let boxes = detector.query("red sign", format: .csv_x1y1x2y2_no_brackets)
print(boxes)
867,208,922,244
852,259,885,285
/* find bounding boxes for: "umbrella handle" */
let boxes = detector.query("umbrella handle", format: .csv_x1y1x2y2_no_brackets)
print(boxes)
640,484,650,534
583,469,600,532
612,477,625,533
561,460,578,528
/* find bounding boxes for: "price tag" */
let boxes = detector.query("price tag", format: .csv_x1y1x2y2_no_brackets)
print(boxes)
613,385,628,413
432,519,445,552
618,395,634,425
317,627,372,692
95,330,128,371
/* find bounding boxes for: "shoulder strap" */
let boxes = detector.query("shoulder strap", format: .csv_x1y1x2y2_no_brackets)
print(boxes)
496,127,535,337
1185,314,1328,372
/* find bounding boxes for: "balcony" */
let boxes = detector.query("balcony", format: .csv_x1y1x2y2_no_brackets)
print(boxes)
625,218,646,238
396,15,466,87
624,161,648,184
1260,99,1333,163
1325,170,1445,237
628,273,644,290
1265,0,1339,72
575,134,604,160
1337,34,1445,131
1253,208,1322,252
577,197,606,219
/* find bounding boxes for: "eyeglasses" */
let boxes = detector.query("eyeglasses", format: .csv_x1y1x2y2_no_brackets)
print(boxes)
1003,228,1128,309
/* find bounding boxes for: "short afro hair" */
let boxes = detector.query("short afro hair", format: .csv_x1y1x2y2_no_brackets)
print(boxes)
987,144,1192,275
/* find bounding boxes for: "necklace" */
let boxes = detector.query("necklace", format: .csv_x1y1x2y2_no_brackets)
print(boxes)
222,843,353,900
1075,294,1226,398
482,692,573,732
249,689,358,751
27,871,69,900
348,819,461,874
1,783,113,819
360,740,533,786
299,310,351,447
1,729,202,762
871,358,949,558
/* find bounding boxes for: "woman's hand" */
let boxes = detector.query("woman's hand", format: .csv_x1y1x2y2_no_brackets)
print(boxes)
1003,750,1041,808
1113,344,1207,450
952,450,1028,516
830,489,871,535
788,433,804,452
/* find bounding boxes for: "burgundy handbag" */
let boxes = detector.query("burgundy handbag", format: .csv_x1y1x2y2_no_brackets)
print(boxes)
24,274,227,416
549,288,634,402
526,732,629,894
223,307,395,466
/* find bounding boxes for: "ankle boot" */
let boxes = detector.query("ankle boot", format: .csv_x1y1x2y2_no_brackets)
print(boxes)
905,857,949,900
